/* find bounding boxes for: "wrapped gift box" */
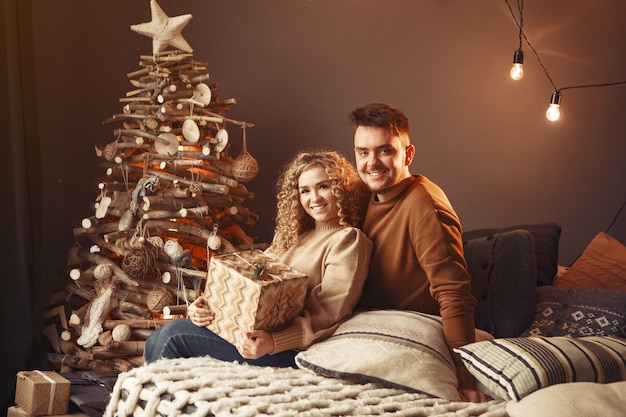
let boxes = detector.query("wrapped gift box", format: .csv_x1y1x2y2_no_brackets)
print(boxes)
204,250,307,345
7,406,88,417
15,371,71,416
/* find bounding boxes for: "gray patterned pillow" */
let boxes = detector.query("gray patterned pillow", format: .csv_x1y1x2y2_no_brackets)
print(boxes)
464,229,538,337
463,222,561,286
521,285,626,337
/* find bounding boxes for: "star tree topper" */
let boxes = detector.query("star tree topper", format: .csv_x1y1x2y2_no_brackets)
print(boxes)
131,0,193,54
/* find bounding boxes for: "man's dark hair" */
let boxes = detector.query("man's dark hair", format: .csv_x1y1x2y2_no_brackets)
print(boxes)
349,102,410,139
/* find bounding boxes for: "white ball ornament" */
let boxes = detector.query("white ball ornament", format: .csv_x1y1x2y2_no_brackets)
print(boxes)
164,240,184,258
207,226,222,251
112,324,132,342
94,264,113,280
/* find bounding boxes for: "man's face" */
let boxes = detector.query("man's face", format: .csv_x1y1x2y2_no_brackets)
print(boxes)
354,126,414,200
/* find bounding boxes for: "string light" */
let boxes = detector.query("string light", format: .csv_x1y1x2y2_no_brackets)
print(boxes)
508,0,524,80
510,49,524,80
504,0,626,121
545,91,561,122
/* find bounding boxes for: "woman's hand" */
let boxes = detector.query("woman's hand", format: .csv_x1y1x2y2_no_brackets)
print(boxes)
187,297,215,327
236,330,275,359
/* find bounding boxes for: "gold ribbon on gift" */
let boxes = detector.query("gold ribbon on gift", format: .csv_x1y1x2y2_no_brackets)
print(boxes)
34,370,57,415
232,252,284,282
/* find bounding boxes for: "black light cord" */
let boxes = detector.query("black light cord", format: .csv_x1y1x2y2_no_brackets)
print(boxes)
560,81,626,92
503,0,626,93
504,0,557,89
516,0,524,50
606,199,626,235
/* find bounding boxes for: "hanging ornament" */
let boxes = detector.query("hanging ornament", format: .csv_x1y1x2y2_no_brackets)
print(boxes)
232,126,259,183
121,246,153,280
182,118,200,142
147,236,164,249
164,240,184,258
101,141,119,161
112,324,132,342
188,167,203,196
93,264,113,280
118,209,134,231
155,132,179,155
214,128,229,153
207,224,222,251
164,239,192,267
146,286,173,312
192,83,212,106
95,196,112,219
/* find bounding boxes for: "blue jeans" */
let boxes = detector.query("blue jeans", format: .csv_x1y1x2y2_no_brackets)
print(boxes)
144,318,298,368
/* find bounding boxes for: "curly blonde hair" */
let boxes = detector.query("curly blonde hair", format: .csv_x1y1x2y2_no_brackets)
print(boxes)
271,150,368,254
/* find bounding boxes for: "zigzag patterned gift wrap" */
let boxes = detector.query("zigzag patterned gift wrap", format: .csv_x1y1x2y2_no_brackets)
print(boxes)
204,250,308,345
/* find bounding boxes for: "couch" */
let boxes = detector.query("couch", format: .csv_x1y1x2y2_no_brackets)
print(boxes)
104,223,626,417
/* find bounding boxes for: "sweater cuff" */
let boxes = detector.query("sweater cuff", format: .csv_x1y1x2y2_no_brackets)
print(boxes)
271,327,303,353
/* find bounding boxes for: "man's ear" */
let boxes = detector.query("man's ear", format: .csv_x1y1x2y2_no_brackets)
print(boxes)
405,144,415,166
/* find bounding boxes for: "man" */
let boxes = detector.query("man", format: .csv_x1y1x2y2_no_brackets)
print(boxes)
349,102,488,402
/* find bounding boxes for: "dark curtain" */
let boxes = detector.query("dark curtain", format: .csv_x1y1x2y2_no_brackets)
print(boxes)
1,0,47,413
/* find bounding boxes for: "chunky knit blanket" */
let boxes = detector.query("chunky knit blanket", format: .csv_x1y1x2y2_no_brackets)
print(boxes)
104,357,508,417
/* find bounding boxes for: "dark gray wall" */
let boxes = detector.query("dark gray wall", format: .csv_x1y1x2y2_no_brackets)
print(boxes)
31,0,626,297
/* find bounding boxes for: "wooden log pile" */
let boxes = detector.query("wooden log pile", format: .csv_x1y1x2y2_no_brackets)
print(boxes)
44,49,266,373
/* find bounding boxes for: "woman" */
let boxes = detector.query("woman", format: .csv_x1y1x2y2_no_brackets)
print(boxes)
144,150,372,367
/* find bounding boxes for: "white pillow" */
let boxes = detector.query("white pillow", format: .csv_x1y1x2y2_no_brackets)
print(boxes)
295,310,460,400
506,381,626,417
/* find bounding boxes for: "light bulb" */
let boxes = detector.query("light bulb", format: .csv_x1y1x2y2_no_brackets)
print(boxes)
510,50,524,80
510,63,524,80
546,91,561,122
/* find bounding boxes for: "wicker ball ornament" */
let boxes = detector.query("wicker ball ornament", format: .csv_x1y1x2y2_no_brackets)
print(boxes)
232,128,258,183
232,153,258,182
121,247,151,280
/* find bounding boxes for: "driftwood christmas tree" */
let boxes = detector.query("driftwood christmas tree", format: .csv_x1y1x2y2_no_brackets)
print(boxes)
44,0,263,373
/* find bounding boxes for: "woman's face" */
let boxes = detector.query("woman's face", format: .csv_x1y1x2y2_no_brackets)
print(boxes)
298,165,339,222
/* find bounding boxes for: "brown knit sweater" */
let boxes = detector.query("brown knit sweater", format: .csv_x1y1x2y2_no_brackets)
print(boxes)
357,175,477,352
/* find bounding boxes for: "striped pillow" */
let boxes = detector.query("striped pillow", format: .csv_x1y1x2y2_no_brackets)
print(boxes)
454,336,626,401
296,310,460,400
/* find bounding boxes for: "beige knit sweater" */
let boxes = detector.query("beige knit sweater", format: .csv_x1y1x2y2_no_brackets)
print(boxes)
269,217,372,353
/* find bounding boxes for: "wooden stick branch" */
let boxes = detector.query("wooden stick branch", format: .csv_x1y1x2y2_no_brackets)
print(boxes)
114,129,170,145
199,109,255,128
138,53,194,63
76,248,138,287
141,194,231,211
158,262,207,280
104,162,231,195
103,318,171,330
47,353,114,372
73,222,119,238
141,206,209,221
90,341,146,359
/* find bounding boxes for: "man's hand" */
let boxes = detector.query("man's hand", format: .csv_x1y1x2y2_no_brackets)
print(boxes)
236,330,275,359
457,365,493,403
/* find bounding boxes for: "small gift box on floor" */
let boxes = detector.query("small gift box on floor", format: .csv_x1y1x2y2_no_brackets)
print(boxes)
14,371,71,416
204,250,307,345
